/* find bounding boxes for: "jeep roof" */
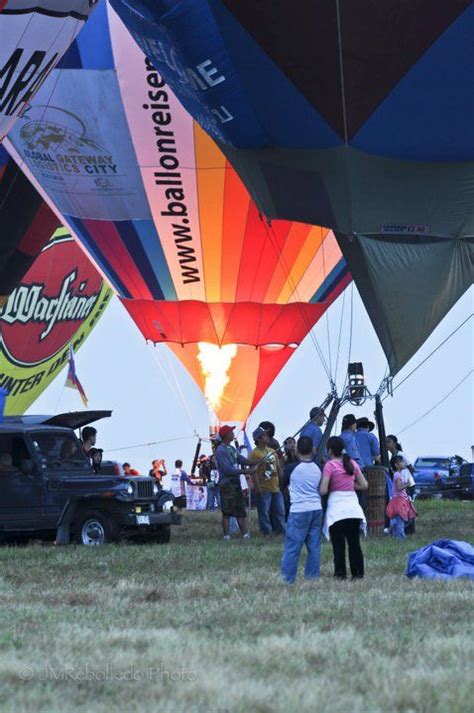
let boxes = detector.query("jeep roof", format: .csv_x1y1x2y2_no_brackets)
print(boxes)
0,411,112,433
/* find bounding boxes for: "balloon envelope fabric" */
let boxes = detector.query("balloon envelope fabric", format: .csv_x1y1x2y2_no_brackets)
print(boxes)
0,1,98,142
406,540,474,580
110,0,474,239
5,2,350,421
108,0,474,378
0,145,59,305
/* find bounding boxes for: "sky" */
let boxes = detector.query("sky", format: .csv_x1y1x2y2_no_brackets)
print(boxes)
29,283,474,475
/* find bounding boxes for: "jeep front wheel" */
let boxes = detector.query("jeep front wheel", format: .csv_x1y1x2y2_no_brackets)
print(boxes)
76,511,118,546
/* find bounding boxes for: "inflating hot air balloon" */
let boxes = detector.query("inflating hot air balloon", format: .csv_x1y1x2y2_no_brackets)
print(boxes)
5,2,350,422
0,1,98,142
0,228,113,415
0,145,59,305
109,0,474,376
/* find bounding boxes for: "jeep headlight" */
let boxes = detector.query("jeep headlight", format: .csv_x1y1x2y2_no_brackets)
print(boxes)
162,500,173,513
152,482,159,496
126,482,134,496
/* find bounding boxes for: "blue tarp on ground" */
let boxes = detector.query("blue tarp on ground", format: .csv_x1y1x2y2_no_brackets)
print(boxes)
406,539,474,580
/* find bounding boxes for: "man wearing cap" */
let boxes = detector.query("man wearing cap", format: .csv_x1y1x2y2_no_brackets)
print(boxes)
215,425,253,540
355,417,381,468
249,427,286,536
340,414,362,466
300,407,325,461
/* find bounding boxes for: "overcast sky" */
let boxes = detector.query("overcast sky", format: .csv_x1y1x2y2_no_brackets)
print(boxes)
30,285,473,474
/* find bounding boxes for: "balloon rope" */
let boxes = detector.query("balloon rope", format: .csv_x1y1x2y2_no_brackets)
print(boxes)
105,434,197,454
397,369,473,435
383,314,473,400
148,344,199,436
262,218,334,383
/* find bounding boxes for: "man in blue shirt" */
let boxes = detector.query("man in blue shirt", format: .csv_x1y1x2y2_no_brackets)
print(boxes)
340,414,362,466
300,407,325,460
355,417,381,468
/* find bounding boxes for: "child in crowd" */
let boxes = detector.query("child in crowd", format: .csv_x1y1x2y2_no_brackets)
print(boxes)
386,455,417,538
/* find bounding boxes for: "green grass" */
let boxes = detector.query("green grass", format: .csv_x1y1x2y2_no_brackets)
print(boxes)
0,500,472,712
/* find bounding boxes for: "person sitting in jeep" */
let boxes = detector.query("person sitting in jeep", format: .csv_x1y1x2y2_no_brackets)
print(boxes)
81,426,97,458
89,447,103,474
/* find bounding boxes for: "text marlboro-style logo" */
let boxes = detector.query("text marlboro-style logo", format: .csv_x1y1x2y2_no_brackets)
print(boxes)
0,238,103,366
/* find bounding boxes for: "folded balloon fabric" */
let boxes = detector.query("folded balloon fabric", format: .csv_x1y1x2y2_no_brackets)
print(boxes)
406,540,474,580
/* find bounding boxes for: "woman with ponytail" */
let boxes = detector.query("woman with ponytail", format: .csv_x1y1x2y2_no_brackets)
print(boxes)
320,436,368,579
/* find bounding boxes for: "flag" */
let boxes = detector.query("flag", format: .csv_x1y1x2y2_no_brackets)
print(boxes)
65,346,88,406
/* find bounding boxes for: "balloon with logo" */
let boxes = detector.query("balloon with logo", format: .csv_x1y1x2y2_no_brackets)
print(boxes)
4,2,350,422
0,145,60,306
109,0,474,376
0,228,113,415
0,1,99,142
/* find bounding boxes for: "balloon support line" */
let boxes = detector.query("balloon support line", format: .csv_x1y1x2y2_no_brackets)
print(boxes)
105,434,198,455
382,313,473,400
397,369,473,435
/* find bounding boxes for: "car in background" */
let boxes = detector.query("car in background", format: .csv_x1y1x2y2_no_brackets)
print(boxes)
442,461,474,500
414,455,469,498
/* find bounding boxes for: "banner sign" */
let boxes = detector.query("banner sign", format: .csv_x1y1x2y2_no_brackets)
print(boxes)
0,229,112,414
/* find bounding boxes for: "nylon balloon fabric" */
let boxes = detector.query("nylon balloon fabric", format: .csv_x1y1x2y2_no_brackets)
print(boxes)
4,2,350,422
0,1,98,142
0,145,59,305
109,0,474,239
109,0,474,376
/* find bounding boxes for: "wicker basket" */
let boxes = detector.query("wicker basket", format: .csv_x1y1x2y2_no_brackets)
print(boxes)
365,465,388,536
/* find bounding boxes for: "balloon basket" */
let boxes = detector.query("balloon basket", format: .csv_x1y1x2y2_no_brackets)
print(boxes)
365,466,388,536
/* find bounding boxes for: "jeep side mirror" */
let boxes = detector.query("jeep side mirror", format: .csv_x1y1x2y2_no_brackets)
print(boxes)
20,459,34,476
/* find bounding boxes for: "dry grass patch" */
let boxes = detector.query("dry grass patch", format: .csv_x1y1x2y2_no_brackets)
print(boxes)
0,500,472,712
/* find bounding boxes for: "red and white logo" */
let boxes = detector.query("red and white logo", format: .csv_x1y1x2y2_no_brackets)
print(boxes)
0,238,102,366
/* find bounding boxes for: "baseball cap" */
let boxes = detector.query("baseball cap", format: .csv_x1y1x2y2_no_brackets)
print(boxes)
252,426,267,442
218,425,235,439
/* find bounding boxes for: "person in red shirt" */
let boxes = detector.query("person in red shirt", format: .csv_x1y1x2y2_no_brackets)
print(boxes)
123,462,139,476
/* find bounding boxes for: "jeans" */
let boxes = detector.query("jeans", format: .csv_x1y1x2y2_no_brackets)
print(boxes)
257,490,286,535
207,486,220,510
392,515,406,538
281,509,322,583
329,518,364,578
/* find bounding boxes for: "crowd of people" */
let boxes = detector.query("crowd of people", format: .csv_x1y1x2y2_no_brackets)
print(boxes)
78,410,418,583
184,409,418,583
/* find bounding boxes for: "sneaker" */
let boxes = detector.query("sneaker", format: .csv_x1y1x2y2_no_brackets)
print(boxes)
242,532,251,539
223,535,231,541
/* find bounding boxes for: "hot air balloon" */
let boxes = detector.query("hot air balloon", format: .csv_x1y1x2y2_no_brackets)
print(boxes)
5,2,350,422
0,145,59,305
109,0,474,377
0,228,113,415
0,1,99,142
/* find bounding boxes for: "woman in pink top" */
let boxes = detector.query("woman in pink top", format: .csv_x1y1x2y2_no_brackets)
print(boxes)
320,436,368,579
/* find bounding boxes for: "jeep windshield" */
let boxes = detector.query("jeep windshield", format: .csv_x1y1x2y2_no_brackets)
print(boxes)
30,431,91,471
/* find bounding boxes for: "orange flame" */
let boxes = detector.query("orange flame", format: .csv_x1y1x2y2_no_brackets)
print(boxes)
197,342,237,414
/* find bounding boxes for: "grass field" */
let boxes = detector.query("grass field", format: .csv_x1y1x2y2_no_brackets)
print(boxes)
0,500,472,712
